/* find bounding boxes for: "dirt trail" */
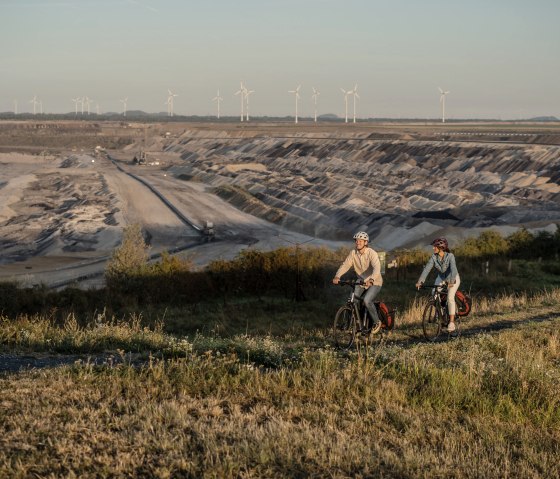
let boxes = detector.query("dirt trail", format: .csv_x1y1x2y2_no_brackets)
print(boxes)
2,308,557,374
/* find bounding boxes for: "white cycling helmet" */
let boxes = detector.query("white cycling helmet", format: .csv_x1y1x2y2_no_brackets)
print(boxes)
353,231,369,242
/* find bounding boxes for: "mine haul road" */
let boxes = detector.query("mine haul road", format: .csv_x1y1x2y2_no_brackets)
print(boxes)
2,152,339,289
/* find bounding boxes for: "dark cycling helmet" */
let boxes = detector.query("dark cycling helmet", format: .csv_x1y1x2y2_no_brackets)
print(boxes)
431,237,449,250
353,231,369,242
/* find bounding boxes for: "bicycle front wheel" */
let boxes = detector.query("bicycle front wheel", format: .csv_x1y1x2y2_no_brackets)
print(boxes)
333,305,356,350
422,301,441,341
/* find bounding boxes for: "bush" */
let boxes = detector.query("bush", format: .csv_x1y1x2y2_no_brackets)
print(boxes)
105,224,149,278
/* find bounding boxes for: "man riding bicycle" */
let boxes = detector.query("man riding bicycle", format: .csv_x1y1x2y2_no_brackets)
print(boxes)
332,231,383,331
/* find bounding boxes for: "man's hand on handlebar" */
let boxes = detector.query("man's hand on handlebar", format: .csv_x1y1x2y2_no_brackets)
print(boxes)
415,281,423,290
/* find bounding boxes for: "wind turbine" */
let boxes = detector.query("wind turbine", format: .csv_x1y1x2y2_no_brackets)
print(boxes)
37,99,43,114
29,95,38,115
350,84,360,123
288,85,301,124
120,97,128,117
439,87,450,123
212,89,223,119
244,86,254,121
14,99,18,115
340,87,351,123
166,89,178,116
235,82,246,121
311,87,320,122
72,97,80,115
84,96,93,115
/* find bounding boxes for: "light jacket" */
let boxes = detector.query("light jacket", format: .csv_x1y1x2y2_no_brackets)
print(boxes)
335,247,383,286
418,252,459,284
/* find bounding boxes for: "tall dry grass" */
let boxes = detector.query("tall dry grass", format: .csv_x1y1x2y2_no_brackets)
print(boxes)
1,288,559,477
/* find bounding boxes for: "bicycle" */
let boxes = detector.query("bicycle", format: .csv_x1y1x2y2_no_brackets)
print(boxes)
419,283,460,341
333,279,394,350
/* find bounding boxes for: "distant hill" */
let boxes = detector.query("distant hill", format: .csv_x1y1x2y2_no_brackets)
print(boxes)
528,116,559,122
317,113,339,120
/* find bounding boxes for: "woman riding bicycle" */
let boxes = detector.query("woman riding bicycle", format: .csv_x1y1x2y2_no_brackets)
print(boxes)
332,231,383,331
415,237,460,333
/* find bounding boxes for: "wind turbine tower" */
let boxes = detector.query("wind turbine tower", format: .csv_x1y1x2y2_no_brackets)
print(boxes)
84,96,93,115
311,87,320,122
120,97,128,117
72,97,80,115
244,86,254,121
166,89,178,116
340,88,351,123
350,84,360,123
235,82,246,121
212,90,223,119
439,87,450,123
29,95,38,115
289,85,301,124
14,99,18,115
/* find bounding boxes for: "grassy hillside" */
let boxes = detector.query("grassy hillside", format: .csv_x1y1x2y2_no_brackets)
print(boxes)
1,287,559,478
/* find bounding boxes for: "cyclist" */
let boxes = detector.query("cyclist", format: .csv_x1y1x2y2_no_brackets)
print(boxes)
415,237,460,333
332,231,383,331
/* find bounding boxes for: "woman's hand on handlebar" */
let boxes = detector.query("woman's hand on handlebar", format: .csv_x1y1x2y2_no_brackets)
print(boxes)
332,277,340,285
415,281,423,290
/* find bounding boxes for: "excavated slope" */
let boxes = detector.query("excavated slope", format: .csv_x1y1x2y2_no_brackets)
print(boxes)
163,130,560,248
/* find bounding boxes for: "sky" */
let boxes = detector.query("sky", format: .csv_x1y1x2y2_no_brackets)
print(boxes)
1,0,559,119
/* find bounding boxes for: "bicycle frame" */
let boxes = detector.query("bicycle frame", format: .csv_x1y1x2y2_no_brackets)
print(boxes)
333,279,387,349
344,287,370,329
420,283,457,341
428,284,449,325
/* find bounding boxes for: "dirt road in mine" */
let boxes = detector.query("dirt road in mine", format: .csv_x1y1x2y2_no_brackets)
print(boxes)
0,152,343,288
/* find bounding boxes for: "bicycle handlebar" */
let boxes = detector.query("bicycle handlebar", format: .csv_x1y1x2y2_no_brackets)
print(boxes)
418,283,448,289
337,279,365,287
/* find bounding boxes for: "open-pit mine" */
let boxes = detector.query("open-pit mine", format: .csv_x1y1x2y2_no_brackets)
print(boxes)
1,120,559,287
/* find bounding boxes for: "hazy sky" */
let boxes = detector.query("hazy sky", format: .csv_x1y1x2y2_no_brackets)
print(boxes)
1,0,559,119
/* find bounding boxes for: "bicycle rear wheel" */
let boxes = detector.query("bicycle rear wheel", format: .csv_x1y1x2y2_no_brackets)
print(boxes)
333,305,356,350
422,300,441,341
